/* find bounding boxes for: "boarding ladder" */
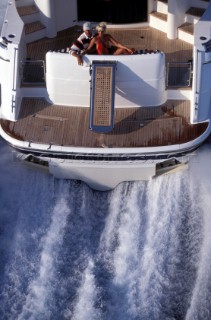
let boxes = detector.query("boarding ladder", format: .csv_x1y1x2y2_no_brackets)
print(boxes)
90,60,116,133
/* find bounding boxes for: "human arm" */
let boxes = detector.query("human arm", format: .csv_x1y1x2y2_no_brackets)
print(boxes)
108,35,133,54
69,50,83,65
82,38,96,54
70,37,96,65
69,33,86,65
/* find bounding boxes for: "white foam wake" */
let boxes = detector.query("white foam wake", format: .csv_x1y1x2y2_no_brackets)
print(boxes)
1,139,211,319
69,259,102,320
186,146,211,320
18,182,70,319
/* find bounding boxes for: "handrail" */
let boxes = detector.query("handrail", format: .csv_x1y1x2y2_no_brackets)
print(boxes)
12,47,18,91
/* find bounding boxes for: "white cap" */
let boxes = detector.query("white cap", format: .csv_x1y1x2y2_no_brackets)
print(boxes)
83,22,91,31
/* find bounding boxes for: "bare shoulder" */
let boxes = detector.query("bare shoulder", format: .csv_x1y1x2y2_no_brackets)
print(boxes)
91,36,97,43
104,34,113,41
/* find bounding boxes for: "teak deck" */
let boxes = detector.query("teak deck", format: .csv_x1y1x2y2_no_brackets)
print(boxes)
1,26,208,149
90,61,116,132
2,98,207,148
26,25,193,63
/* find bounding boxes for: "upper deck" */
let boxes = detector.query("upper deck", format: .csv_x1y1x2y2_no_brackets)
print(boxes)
26,25,193,63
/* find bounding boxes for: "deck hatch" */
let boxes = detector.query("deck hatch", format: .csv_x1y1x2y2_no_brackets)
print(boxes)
90,60,116,133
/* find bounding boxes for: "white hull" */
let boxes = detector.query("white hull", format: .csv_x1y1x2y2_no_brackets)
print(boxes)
20,153,188,191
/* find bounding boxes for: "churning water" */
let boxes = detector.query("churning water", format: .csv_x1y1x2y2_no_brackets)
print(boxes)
0,138,211,320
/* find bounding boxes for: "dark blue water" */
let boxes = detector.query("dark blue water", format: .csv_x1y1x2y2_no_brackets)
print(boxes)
1,137,211,319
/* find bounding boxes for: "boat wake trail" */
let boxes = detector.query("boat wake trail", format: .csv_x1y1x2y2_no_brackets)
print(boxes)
185,145,211,320
19,183,71,319
0,141,211,319
93,175,203,320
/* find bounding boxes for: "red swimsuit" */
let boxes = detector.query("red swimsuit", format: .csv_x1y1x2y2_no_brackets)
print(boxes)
96,36,110,55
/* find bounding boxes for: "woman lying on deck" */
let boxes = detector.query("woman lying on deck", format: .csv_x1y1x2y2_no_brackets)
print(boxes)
83,22,134,55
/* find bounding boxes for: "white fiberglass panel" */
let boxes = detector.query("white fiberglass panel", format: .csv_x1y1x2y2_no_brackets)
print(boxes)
46,52,166,107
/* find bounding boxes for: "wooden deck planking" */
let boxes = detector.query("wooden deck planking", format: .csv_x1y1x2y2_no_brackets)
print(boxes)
17,5,39,16
150,12,168,21
25,21,46,35
91,64,115,128
26,26,193,64
1,98,208,148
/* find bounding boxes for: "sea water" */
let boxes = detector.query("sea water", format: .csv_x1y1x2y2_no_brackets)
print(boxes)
0,138,211,319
